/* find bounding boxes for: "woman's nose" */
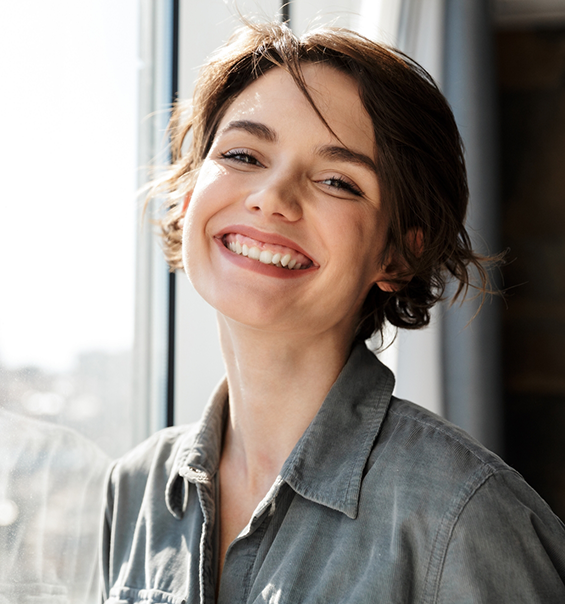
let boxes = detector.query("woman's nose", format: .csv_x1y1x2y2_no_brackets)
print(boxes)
244,173,303,222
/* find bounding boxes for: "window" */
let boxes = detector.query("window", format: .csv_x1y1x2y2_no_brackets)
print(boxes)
0,2,139,600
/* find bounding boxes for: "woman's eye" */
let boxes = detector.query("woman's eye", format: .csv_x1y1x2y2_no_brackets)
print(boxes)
220,150,262,166
319,176,364,197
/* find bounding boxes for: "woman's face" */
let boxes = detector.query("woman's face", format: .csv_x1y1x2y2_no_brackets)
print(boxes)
183,63,391,341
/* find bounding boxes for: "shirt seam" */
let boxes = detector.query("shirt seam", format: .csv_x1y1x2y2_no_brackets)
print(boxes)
107,586,187,604
388,405,503,470
423,467,521,604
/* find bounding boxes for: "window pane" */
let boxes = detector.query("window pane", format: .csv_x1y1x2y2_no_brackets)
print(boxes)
0,1,139,601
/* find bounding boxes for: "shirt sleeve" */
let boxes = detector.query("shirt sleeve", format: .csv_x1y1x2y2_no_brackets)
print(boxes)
436,469,565,603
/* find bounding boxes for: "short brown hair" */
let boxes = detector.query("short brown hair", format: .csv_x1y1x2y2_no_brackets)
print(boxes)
152,21,494,341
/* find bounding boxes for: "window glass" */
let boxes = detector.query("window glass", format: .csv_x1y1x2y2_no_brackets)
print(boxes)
0,1,139,600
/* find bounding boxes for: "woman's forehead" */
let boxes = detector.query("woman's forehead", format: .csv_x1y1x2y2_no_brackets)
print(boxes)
215,63,375,155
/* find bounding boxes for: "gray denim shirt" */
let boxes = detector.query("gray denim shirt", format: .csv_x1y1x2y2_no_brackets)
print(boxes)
101,344,565,603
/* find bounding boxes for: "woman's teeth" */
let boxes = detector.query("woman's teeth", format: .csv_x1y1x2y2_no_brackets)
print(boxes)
226,241,303,270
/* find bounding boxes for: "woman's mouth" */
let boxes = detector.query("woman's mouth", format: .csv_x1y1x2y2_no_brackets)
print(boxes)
221,233,314,270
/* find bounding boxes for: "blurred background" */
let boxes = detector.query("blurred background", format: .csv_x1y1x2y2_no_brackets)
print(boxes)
1,0,564,600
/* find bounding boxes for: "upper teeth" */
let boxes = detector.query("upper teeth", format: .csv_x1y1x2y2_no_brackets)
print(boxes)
227,241,302,269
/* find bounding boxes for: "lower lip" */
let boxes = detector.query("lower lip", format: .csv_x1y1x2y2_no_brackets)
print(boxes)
214,237,317,279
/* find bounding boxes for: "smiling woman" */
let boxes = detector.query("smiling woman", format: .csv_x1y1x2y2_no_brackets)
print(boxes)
184,64,390,340
101,21,565,604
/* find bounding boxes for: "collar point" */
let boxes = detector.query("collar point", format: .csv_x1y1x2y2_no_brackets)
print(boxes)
165,473,189,520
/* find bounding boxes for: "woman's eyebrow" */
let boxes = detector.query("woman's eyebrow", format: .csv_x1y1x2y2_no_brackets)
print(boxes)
217,121,376,175
218,120,278,142
317,145,378,176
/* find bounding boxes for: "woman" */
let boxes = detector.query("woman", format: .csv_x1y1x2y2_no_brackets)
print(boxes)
102,22,565,603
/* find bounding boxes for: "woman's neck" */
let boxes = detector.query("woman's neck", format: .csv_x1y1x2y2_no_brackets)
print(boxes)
217,313,353,488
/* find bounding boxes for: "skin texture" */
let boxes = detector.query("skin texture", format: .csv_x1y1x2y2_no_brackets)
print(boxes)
181,64,396,578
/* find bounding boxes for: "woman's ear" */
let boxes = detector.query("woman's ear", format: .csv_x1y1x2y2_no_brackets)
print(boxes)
375,278,399,293
375,228,423,293
181,193,191,215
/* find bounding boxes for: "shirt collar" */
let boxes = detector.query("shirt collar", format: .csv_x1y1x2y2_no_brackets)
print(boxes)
167,343,395,520
166,379,228,519
280,343,395,519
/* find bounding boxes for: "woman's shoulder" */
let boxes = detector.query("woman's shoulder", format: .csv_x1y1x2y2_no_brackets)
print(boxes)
361,396,565,601
378,395,508,476
365,393,565,551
